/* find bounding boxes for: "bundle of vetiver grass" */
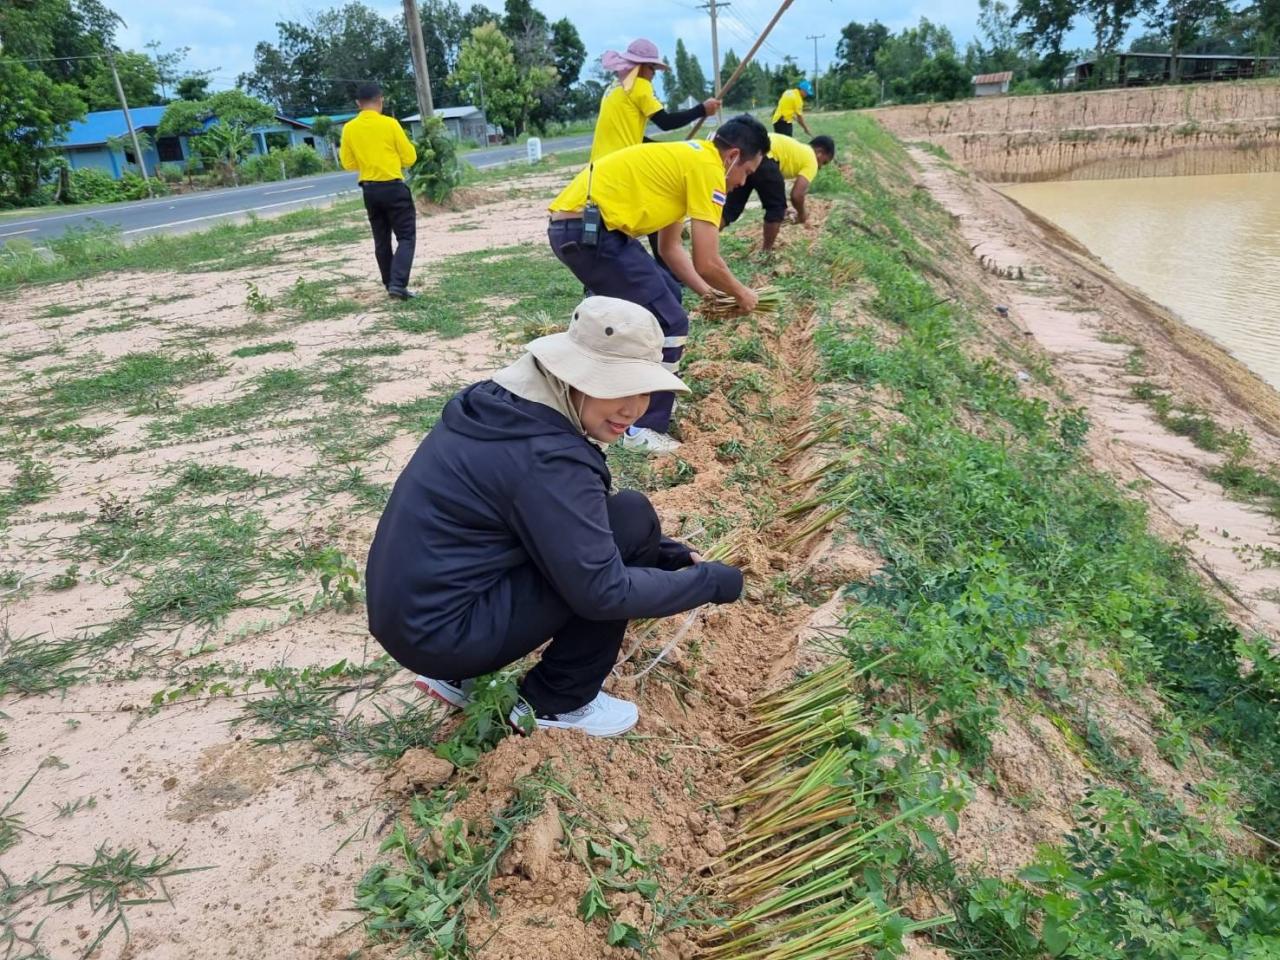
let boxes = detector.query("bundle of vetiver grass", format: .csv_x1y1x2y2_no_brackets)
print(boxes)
700,286,784,319
703,661,950,959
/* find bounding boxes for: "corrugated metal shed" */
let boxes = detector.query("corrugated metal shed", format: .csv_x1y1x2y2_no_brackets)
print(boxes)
971,71,1014,85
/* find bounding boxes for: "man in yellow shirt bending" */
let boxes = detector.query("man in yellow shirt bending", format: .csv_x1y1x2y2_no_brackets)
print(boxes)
547,114,769,453
340,83,419,299
591,39,719,163
771,79,813,137
722,134,834,252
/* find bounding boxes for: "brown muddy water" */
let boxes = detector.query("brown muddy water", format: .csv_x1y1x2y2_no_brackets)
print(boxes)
1001,173,1280,390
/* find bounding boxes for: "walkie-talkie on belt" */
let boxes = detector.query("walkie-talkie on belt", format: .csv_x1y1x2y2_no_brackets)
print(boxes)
581,164,600,248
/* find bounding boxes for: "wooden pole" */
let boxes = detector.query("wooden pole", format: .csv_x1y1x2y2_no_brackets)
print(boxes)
688,0,796,138
106,46,154,197
403,0,435,119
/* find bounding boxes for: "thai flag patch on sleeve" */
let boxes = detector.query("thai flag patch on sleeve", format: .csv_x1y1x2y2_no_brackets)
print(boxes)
711,189,726,206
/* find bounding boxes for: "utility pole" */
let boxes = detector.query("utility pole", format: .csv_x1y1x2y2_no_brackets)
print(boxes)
700,0,730,97
402,0,434,119
106,46,154,198
805,33,825,109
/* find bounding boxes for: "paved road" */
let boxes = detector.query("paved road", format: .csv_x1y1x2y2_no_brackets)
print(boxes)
467,133,593,169
0,133,595,246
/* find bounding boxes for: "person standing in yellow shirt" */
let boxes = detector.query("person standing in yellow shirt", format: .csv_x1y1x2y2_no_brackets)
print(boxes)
721,134,834,252
340,82,419,299
591,39,720,163
771,79,813,137
547,115,770,453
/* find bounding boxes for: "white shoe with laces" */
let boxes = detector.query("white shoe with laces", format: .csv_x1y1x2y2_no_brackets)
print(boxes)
509,690,639,738
621,426,681,454
413,676,474,709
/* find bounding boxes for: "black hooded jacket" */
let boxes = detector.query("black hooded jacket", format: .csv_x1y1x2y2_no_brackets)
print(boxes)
365,381,724,658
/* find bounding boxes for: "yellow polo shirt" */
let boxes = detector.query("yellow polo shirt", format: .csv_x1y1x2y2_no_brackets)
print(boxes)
590,75,665,162
769,133,818,182
339,110,417,182
771,88,805,124
549,140,727,237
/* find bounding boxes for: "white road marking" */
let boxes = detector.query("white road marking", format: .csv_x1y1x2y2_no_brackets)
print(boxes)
263,185,315,196
2,174,355,230
0,227,37,238
119,192,350,236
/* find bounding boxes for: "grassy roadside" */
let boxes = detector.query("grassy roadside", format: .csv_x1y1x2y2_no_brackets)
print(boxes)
707,112,1280,957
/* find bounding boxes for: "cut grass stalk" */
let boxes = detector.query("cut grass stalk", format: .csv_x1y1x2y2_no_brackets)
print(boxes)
699,286,784,319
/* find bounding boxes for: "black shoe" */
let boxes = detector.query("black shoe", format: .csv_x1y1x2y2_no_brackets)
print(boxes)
387,287,417,300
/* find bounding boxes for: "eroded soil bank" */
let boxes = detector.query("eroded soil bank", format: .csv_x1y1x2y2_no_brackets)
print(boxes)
870,79,1280,181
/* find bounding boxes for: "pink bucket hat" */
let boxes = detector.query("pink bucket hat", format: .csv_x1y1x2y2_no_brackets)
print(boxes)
601,39,669,76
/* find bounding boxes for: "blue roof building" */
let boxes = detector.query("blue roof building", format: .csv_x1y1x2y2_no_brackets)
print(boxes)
53,107,334,180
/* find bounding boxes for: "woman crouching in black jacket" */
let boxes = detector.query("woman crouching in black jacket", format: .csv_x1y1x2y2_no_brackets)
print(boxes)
364,296,744,737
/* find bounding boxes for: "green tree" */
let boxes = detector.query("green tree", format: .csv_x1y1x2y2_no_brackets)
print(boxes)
659,56,677,104
836,20,890,75
0,60,86,205
720,49,743,104
874,18,957,101
176,76,211,101
1144,0,1232,77
195,122,254,185
908,51,971,101
502,0,549,69
239,3,415,116
144,40,189,100
549,18,586,88
77,50,161,110
456,20,555,137
671,38,708,108
1012,0,1078,79
159,90,276,183
407,115,459,203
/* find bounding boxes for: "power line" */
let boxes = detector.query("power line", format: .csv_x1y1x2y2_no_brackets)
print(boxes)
0,53,105,64
723,8,788,61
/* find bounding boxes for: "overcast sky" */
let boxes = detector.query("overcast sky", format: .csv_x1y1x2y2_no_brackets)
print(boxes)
110,0,1102,93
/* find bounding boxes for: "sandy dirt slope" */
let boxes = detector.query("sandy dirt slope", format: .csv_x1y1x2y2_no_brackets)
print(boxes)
0,184,556,958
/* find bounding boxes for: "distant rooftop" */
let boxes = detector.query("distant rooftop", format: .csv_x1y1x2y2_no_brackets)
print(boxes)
294,112,358,126
59,106,169,147
402,106,484,122
972,71,1014,84
54,106,313,147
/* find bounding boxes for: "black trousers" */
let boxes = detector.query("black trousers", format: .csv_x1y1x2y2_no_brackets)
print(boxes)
360,180,416,291
773,119,794,136
722,156,788,228
419,491,663,714
548,221,686,433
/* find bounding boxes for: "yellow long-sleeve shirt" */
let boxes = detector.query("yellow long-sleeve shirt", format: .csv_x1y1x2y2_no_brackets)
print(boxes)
339,110,417,182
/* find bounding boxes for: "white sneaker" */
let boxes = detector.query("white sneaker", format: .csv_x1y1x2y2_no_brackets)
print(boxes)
509,690,639,738
622,426,681,454
413,676,474,709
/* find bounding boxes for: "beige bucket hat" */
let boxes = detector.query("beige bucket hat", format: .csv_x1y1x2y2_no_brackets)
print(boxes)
528,297,689,399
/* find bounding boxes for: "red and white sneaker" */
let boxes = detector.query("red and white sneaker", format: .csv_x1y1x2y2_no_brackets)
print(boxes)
413,676,473,709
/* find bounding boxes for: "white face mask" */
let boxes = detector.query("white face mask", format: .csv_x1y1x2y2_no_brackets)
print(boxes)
725,153,738,177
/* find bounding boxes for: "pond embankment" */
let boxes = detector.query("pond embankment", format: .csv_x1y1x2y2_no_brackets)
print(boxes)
871,80,1280,181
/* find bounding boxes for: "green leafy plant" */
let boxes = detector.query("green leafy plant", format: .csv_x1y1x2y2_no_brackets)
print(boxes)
435,672,526,767
356,776,549,957
408,116,461,205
